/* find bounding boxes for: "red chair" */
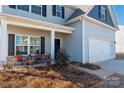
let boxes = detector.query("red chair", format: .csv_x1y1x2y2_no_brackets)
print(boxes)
16,54,23,61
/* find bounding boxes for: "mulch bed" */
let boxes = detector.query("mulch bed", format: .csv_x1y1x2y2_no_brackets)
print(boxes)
0,64,101,88
70,61,101,70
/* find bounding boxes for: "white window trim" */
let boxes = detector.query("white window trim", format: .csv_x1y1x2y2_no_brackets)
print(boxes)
30,36,41,55
56,5,62,17
100,6,106,20
15,34,29,56
15,34,41,56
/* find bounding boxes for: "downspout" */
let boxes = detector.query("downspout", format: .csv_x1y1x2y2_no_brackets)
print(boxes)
80,16,85,64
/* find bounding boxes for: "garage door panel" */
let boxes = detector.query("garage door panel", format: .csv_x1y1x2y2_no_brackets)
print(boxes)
89,38,112,63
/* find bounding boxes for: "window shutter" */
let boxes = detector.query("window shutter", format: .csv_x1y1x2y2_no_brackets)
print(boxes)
42,5,47,17
98,6,101,18
8,34,15,56
62,6,65,19
41,37,45,54
52,5,56,16
9,5,16,9
105,9,107,21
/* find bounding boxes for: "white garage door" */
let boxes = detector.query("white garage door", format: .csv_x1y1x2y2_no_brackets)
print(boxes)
89,38,112,63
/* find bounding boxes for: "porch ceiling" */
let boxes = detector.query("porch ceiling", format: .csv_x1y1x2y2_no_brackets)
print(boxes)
0,13,75,34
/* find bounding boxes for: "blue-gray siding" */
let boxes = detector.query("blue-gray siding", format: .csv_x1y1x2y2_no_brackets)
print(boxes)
2,5,74,25
88,5,114,27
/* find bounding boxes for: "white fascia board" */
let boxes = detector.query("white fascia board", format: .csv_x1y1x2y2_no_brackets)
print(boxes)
0,13,74,32
107,6,119,30
65,14,118,31
84,16,118,31
85,5,94,15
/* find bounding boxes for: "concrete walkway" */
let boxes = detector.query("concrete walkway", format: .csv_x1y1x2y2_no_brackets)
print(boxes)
80,66,114,79
95,59,124,75
82,59,124,79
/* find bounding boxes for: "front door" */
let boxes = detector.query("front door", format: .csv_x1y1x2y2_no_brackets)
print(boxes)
55,39,60,59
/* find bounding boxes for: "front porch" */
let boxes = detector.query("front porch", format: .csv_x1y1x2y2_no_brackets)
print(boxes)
0,13,74,62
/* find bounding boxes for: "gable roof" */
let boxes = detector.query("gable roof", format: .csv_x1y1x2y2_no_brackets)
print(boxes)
107,6,119,29
65,5,119,30
66,9,85,21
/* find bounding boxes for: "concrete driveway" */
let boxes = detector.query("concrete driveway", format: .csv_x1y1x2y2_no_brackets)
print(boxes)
95,59,124,75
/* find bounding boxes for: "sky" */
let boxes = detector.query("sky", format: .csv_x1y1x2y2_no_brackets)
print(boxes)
113,5,124,25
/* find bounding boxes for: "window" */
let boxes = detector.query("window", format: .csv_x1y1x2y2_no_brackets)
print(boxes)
30,37,41,54
8,5,47,17
17,5,29,12
100,6,106,20
56,5,62,17
16,35,28,55
52,5,65,18
31,5,42,15
9,5,16,9
15,35,41,55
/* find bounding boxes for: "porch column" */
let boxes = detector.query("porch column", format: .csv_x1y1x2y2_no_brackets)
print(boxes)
0,19,8,62
51,30,55,60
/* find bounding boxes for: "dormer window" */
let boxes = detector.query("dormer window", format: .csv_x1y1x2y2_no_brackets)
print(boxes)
100,6,107,21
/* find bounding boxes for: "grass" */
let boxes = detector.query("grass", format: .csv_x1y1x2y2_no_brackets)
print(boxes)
0,64,101,88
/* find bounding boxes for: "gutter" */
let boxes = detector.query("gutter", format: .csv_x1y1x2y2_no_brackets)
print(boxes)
0,13,75,31
64,14,118,31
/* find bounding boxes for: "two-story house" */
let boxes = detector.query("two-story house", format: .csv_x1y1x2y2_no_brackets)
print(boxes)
0,5,118,64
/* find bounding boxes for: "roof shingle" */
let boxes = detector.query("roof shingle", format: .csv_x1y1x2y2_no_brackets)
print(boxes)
65,9,85,22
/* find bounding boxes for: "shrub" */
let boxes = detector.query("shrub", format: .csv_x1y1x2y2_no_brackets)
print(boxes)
42,54,51,69
56,48,70,65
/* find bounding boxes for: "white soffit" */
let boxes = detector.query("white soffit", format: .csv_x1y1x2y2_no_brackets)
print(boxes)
65,5,92,12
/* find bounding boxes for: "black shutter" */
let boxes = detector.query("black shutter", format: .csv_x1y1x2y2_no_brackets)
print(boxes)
9,5,16,9
62,6,65,19
41,37,45,54
105,9,107,21
98,5,101,18
8,34,15,56
52,5,56,16
42,5,47,17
